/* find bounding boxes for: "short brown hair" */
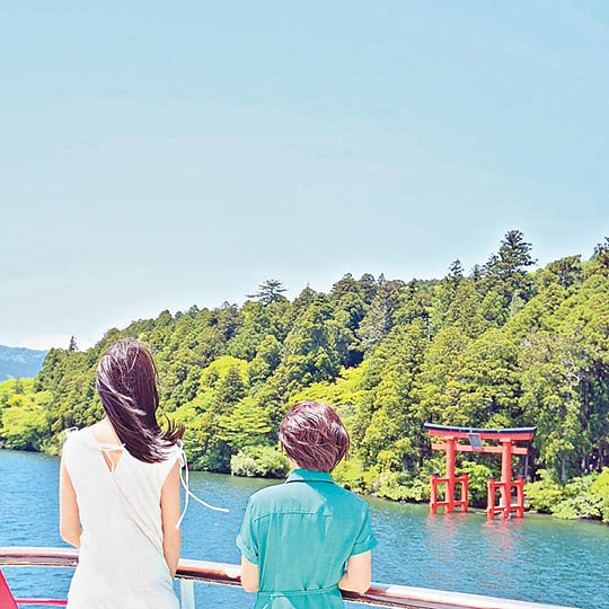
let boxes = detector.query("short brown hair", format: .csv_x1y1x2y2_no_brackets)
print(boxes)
279,401,350,472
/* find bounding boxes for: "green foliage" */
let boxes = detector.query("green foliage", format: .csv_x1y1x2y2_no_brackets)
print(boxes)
230,445,289,478
357,279,402,351
247,279,288,306
481,230,536,304
377,471,429,503
333,458,379,494
551,475,604,520
590,468,609,523
0,383,51,450
218,396,272,451
527,470,609,521
526,470,566,514
3,233,609,522
458,460,494,506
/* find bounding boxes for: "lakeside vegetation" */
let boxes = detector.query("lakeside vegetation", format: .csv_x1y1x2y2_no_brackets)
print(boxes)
1,231,609,522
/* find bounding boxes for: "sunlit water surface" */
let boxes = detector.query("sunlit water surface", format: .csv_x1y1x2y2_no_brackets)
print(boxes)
1,450,607,609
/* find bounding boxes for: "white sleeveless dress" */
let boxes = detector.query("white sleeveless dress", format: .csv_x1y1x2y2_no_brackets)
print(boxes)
62,427,182,609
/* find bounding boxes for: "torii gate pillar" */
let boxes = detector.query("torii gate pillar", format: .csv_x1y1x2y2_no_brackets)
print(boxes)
429,436,469,514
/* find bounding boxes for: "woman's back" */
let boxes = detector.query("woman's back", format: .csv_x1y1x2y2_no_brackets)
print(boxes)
238,468,376,609
62,425,180,609
238,402,376,609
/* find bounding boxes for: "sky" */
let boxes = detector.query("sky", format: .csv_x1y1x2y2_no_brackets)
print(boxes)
1,1,608,350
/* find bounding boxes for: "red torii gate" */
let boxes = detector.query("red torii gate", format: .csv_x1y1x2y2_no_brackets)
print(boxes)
424,423,536,520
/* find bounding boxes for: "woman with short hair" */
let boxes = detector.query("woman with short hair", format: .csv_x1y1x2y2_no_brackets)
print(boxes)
237,400,377,609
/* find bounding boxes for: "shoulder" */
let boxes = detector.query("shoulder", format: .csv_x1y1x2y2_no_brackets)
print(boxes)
248,482,284,504
61,427,95,464
245,482,288,513
153,441,184,481
246,480,369,515
342,486,369,508
62,426,89,449
332,484,371,515
159,441,184,464
353,492,371,515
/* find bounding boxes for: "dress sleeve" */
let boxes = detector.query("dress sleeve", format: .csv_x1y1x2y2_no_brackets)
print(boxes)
350,502,377,556
158,444,183,486
61,428,78,473
236,497,259,565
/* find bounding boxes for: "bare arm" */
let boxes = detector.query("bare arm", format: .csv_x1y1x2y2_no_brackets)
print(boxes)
338,551,372,595
161,460,182,578
59,455,81,548
240,554,259,592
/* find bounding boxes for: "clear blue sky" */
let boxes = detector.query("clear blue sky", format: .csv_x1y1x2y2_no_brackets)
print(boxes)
1,1,608,349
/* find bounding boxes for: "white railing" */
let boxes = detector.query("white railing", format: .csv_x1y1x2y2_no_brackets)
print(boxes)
0,547,579,609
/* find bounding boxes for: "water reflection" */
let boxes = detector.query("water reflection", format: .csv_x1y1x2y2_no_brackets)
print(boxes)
421,512,469,590
1,452,608,609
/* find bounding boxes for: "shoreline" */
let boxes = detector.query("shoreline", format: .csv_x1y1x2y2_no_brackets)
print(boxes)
2,446,607,528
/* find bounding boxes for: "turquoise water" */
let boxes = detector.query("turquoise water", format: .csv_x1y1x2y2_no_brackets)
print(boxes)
0,450,607,608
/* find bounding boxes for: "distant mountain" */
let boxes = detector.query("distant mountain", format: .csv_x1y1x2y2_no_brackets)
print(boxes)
0,345,48,381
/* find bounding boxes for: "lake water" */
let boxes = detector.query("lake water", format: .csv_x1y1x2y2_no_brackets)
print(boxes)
0,450,607,609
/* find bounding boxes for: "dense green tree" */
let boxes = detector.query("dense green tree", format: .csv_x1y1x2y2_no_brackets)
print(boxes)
519,332,585,481
219,397,272,451
330,274,368,332
445,279,487,337
537,256,582,290
280,294,344,391
446,259,464,288
586,237,609,277
455,329,522,427
357,279,403,351
248,335,283,388
358,273,378,305
357,321,427,469
482,230,537,305
414,326,471,425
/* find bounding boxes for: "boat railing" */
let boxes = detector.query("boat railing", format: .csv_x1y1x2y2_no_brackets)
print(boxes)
0,547,578,609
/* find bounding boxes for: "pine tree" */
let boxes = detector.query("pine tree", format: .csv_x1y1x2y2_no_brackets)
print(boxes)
586,237,609,277
357,280,402,351
247,280,287,305
446,259,464,289
483,230,536,304
358,273,378,305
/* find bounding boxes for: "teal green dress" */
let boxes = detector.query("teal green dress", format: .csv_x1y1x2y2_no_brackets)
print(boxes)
237,468,377,609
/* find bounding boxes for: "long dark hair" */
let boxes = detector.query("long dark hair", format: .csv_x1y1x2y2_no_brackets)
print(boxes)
96,338,184,463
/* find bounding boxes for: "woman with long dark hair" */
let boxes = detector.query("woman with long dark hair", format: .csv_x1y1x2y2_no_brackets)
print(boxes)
59,338,185,609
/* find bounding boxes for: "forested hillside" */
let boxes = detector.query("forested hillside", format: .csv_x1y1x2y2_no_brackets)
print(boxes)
2,231,609,520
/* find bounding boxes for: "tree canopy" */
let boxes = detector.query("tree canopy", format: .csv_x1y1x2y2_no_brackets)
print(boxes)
2,232,609,520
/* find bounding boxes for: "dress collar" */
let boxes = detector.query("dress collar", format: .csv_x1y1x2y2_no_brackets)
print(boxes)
285,468,335,484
